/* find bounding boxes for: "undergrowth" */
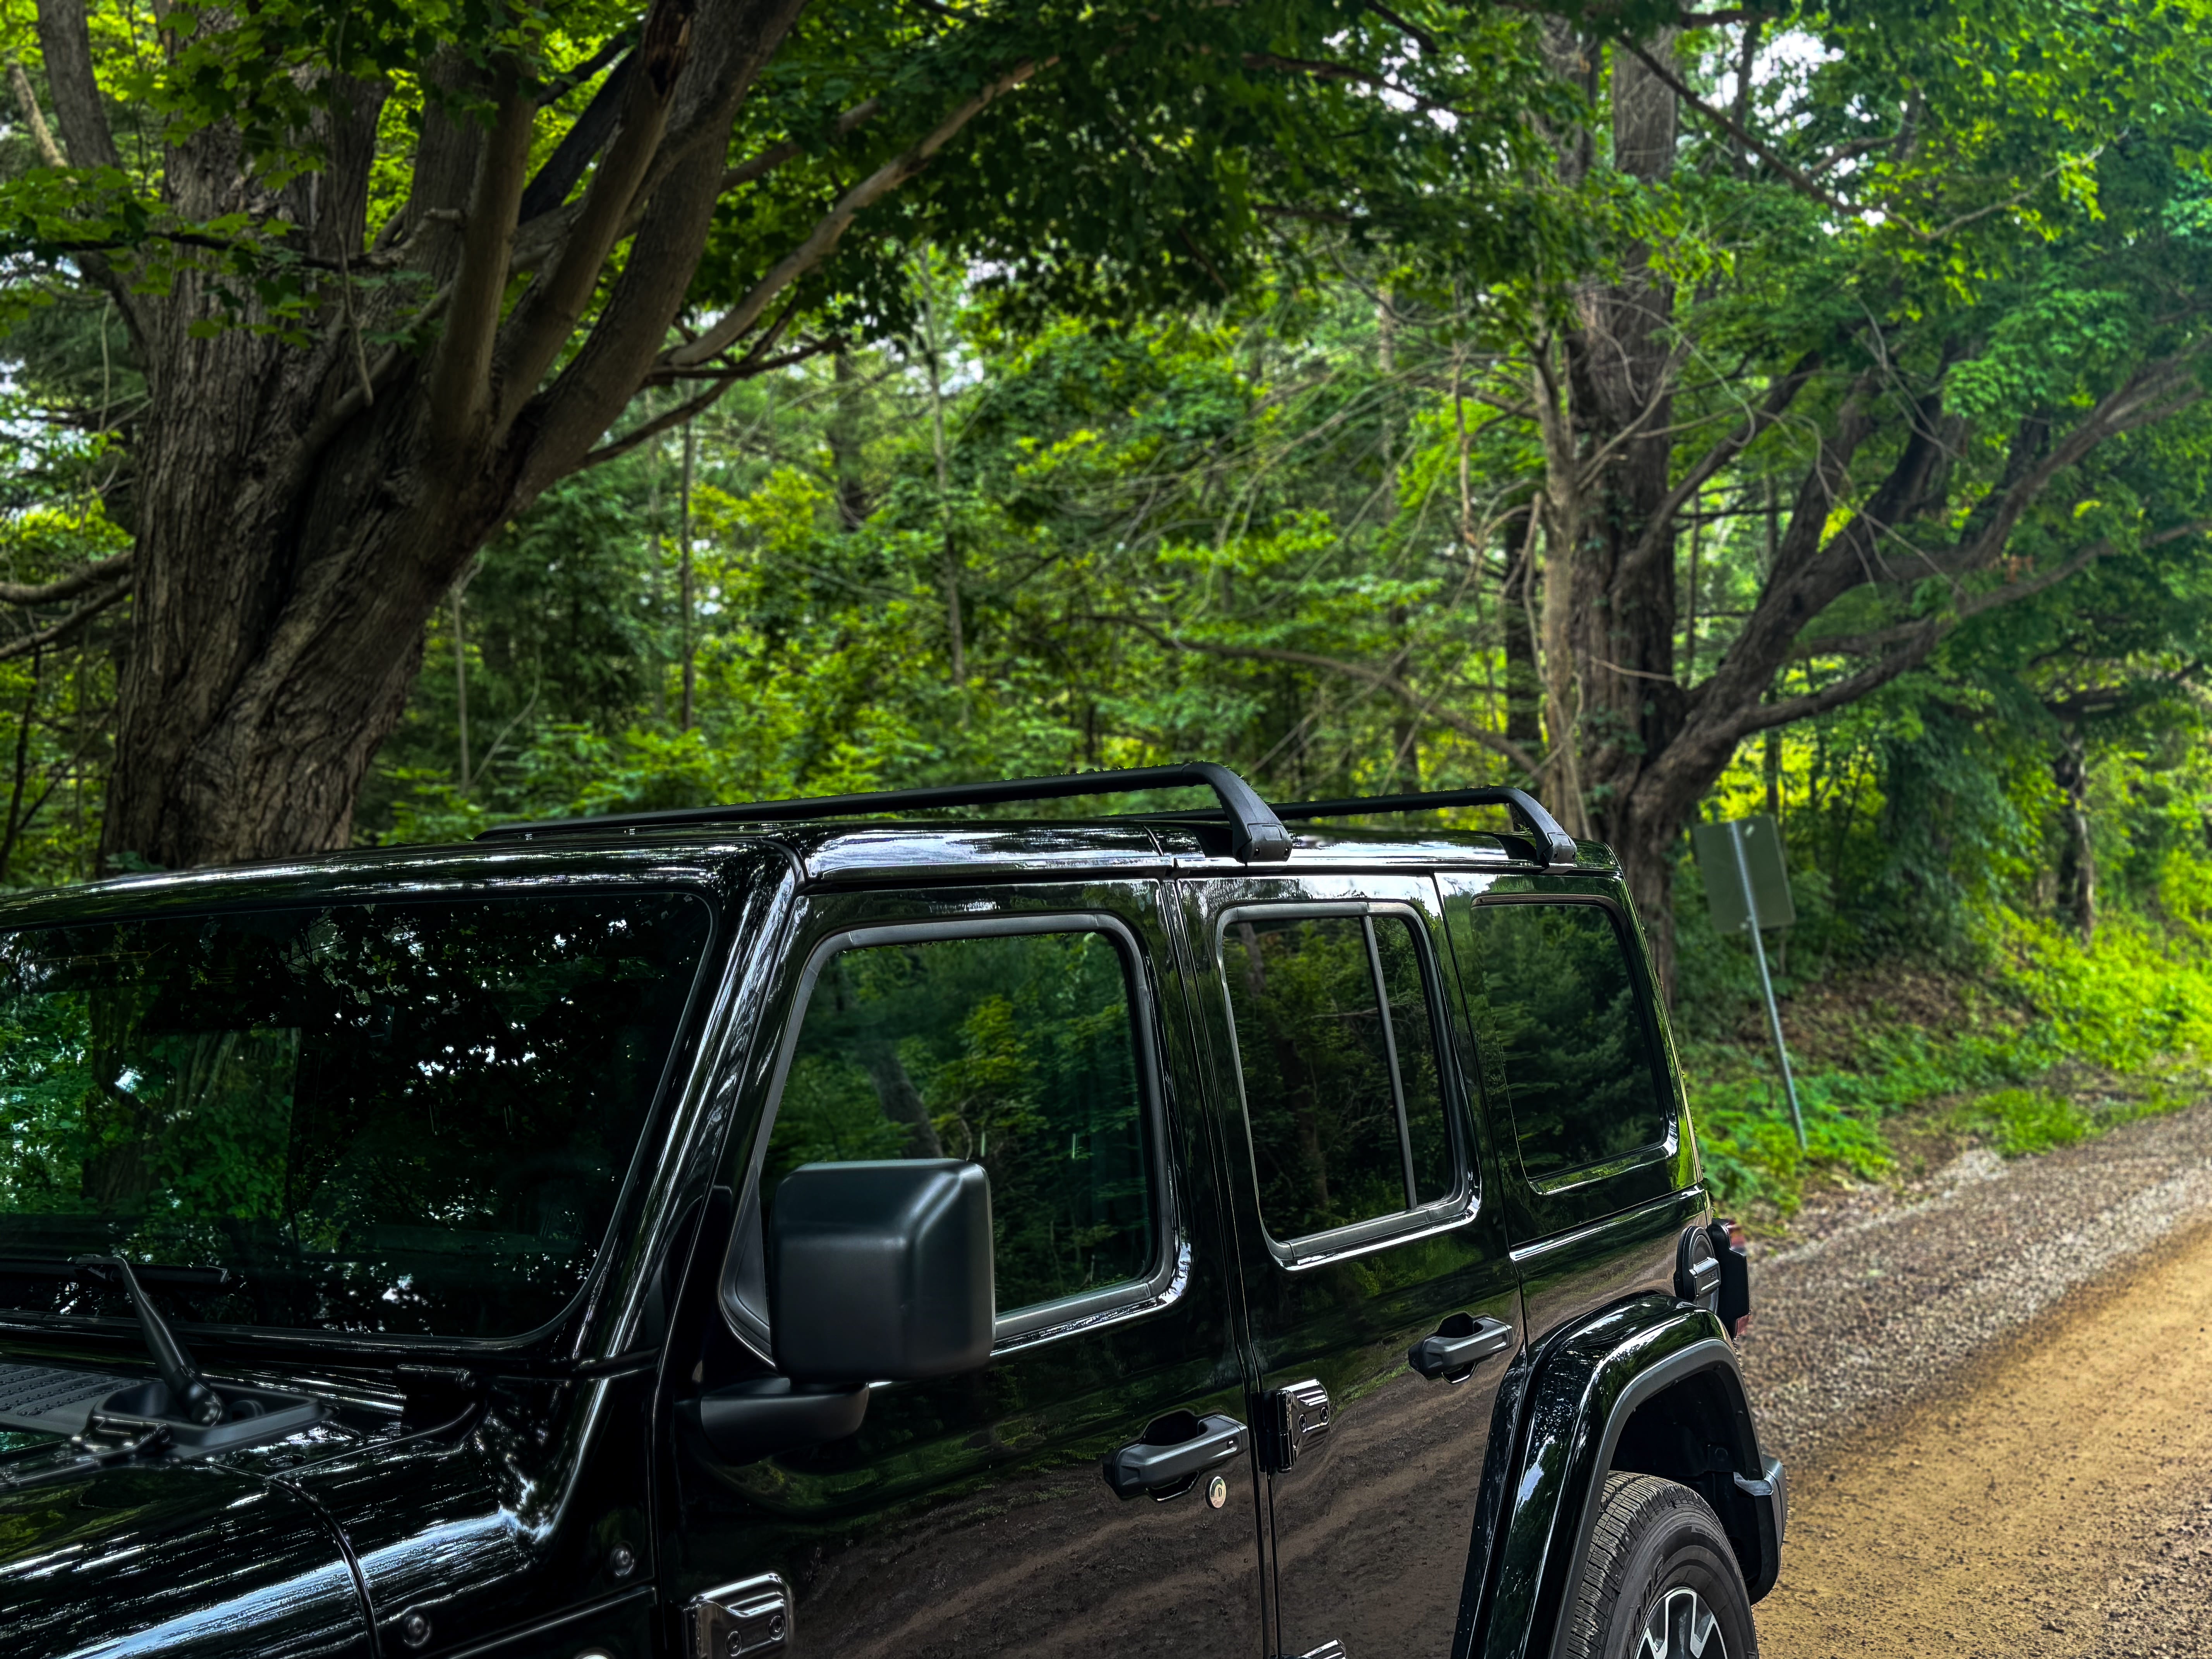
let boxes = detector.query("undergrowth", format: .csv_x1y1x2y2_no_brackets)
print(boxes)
1686,905,2212,1219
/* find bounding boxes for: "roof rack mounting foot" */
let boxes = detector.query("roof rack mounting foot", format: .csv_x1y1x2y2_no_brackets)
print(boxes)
1266,786,1581,872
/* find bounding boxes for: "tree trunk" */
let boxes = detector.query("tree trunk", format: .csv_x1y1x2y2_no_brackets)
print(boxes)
828,349,871,530
1566,35,1683,831
1501,512,1543,754
2053,738,2095,939
103,329,498,867
40,0,815,870
1530,33,1689,974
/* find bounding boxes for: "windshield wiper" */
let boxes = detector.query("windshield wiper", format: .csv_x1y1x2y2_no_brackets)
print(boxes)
0,1257,238,1290
71,1257,224,1426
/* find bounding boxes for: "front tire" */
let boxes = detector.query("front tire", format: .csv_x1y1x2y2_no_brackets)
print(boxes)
1560,1473,1759,1659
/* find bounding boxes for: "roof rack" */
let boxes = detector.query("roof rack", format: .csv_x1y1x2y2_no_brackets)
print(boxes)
478,762,1297,863
477,767,1581,872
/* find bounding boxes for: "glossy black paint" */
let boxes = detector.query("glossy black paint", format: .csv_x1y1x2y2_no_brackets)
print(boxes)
656,876,1266,1659
1179,869,1526,1659
0,810,1782,1659
0,1450,371,1659
1460,1299,1743,1659
0,838,783,1659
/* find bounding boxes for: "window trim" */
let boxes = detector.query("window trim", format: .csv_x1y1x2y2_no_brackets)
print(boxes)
1465,891,1680,1194
1212,900,1477,1268
720,910,1182,1359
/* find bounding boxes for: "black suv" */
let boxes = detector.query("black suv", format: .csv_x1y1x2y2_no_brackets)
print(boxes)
0,765,1782,1659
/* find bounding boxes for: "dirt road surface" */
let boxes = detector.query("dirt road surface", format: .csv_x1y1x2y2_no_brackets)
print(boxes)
1743,1105,2212,1657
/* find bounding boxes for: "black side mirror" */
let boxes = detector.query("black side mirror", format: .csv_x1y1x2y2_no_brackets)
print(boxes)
689,1160,993,1466
770,1159,994,1382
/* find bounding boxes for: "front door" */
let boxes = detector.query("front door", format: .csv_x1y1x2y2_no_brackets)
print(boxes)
1180,872,1523,1659
659,876,1265,1659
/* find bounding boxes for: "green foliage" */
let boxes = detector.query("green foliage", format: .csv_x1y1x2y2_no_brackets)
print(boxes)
1685,887,2212,1216
1957,1088,2094,1157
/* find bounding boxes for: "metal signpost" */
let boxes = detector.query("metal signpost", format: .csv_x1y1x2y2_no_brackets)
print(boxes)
1690,814,1805,1149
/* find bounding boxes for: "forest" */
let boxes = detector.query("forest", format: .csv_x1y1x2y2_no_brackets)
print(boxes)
1,0,2210,1215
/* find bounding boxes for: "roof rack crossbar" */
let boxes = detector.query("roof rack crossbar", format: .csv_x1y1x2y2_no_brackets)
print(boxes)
1139,785,1578,872
478,762,1296,863
1269,786,1580,872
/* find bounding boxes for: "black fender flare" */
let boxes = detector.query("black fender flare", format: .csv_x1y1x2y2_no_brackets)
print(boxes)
1460,1295,1783,1659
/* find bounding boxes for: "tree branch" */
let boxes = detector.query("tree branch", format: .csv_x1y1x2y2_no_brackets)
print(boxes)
426,76,536,459
576,380,737,471
1628,352,1819,582
31,0,117,170
1747,518,2212,735
0,554,131,606
516,51,638,225
1239,51,1463,118
651,337,842,381
1949,356,2209,574
6,60,63,167
0,578,129,663
500,0,699,415
1362,2,1437,54
507,0,812,498
1626,42,1864,220
721,97,883,191
666,59,1047,370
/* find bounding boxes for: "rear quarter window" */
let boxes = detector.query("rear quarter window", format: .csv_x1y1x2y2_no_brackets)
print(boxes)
1462,900,1670,1185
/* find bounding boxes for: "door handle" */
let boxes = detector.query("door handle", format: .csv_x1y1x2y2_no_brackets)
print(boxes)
1104,1411,1246,1500
1409,1313,1514,1382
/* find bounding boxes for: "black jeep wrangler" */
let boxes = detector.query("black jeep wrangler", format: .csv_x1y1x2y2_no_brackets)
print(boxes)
0,765,1781,1659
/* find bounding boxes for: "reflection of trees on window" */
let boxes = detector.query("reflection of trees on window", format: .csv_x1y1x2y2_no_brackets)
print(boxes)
1462,903,1669,1182
1223,913,1454,1242
0,893,709,1339
766,931,1152,1315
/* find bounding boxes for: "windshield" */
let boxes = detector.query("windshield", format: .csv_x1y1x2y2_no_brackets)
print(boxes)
0,891,711,1341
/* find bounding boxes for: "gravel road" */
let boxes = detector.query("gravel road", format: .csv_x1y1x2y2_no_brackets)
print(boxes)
1741,1101,2212,1656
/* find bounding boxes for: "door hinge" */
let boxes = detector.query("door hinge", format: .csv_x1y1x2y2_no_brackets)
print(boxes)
687,1573,791,1659
1262,1378,1332,1473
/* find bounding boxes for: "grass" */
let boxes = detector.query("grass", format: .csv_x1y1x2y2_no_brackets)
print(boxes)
1684,905,2212,1222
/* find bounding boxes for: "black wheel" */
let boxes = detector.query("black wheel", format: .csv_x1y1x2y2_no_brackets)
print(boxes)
1560,1473,1759,1659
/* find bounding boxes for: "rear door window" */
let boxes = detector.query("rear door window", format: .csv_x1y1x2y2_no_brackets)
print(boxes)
1460,900,1670,1185
1219,910,1457,1246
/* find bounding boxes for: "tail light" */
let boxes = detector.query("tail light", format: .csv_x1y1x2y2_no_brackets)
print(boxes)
1708,1217,1752,1338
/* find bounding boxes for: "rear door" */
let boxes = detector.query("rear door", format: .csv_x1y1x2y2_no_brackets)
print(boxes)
1436,875,1703,1344
1180,871,1522,1659
661,875,1266,1659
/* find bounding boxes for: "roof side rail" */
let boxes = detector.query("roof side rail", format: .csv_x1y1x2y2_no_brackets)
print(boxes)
1268,786,1581,873
477,762,1297,864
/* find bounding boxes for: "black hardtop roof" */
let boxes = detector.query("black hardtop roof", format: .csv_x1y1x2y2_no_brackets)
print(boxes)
0,770,1612,924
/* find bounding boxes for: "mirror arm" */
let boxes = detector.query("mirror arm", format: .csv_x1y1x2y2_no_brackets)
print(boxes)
685,1376,869,1465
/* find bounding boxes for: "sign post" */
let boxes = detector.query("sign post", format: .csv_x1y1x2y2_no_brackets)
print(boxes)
1690,814,1805,1149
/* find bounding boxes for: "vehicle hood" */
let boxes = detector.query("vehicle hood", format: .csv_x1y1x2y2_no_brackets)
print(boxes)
0,1434,370,1659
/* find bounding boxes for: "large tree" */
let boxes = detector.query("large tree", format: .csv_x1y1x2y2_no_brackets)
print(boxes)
1193,1,2212,984
2,0,1551,868
1537,0,2212,983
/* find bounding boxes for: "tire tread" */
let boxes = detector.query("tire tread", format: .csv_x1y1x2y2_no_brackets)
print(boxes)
1560,1472,1759,1659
